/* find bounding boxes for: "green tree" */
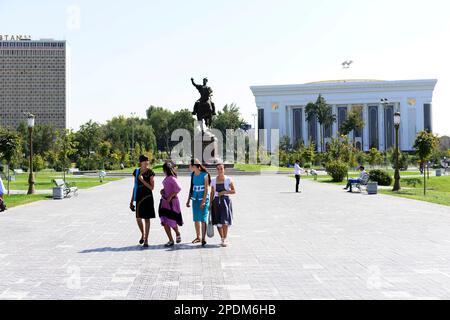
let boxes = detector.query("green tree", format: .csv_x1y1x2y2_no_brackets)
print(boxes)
55,129,78,182
367,148,383,168
32,154,45,172
305,95,336,152
339,109,365,147
302,141,316,165
146,106,173,152
279,136,292,153
98,141,112,170
413,131,439,195
75,120,103,158
16,123,58,157
212,103,246,136
0,128,22,195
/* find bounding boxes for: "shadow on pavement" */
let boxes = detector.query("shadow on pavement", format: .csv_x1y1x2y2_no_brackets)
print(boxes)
79,243,222,253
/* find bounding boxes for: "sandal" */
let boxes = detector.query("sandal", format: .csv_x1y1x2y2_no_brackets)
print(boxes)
176,235,182,244
165,241,175,247
192,238,201,244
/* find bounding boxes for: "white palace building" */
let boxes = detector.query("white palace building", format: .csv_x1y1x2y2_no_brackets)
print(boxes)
250,79,437,152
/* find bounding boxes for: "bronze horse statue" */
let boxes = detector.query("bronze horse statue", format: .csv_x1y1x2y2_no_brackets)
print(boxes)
191,77,216,129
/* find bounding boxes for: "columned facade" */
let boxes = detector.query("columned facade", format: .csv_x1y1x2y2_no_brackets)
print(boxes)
251,79,437,152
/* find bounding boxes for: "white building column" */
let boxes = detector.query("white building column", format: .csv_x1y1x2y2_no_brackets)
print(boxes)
363,104,369,151
399,101,408,151
378,104,385,151
285,106,292,143
416,99,424,133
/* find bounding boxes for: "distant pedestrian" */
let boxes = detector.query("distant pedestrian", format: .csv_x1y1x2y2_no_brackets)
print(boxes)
129,155,156,248
159,162,183,247
0,176,6,212
294,160,304,193
188,159,211,247
210,163,235,247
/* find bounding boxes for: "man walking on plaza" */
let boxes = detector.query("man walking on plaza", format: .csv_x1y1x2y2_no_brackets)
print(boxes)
294,160,304,193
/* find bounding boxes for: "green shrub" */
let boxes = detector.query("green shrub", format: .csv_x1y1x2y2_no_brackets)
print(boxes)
388,149,409,171
325,160,348,182
369,169,392,186
403,177,422,188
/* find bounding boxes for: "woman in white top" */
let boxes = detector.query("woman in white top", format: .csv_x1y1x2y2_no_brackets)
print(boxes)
209,163,236,247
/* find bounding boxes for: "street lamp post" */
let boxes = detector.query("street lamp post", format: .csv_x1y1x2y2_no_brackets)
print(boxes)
393,112,401,192
27,114,36,195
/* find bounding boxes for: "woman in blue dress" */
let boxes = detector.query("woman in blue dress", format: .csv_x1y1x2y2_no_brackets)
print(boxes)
186,159,211,247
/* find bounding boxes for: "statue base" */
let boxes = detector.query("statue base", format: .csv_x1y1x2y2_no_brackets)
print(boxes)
193,121,220,165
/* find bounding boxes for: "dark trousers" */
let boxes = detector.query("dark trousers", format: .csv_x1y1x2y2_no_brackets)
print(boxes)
295,175,301,192
346,178,361,191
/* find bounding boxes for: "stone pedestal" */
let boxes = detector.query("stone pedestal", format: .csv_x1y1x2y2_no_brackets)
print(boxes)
193,121,220,165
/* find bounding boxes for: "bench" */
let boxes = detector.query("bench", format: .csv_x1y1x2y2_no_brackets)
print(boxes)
351,175,370,193
52,179,78,199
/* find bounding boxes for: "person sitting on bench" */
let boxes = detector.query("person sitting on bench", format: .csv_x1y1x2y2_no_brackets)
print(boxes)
344,166,369,193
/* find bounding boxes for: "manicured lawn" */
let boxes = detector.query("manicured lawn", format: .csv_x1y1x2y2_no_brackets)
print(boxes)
2,194,52,209
6,171,122,191
234,164,293,172
378,176,450,207
304,168,449,207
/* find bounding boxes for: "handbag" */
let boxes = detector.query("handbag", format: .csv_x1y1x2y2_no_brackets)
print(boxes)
207,209,214,238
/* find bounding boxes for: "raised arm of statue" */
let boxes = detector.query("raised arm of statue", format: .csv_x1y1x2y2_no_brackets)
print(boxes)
191,78,197,87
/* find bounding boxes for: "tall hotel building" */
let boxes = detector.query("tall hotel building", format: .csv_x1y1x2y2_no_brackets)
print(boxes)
0,38,66,129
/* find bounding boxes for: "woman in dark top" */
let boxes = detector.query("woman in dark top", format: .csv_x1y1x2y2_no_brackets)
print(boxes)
129,155,156,248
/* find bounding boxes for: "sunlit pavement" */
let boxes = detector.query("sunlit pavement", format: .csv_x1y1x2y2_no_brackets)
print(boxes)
1,174,450,300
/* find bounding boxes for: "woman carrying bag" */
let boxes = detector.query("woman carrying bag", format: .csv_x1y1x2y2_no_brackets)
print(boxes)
209,162,235,247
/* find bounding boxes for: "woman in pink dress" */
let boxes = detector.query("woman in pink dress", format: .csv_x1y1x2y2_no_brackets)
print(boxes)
159,162,184,247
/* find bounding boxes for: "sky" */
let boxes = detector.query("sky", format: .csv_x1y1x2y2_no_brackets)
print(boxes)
1,0,449,135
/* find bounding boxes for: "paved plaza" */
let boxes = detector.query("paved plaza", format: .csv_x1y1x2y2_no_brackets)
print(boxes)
1,174,450,300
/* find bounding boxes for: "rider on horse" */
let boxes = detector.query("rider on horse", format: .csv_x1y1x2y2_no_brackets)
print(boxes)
191,77,217,117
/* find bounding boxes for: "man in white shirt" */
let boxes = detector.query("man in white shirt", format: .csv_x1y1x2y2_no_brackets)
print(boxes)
294,160,304,193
